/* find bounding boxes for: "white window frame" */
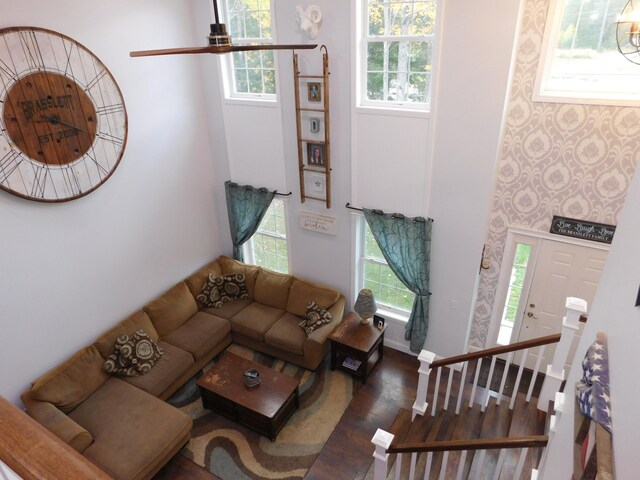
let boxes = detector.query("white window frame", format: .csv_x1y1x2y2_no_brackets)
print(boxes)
220,0,279,103
533,0,640,106
354,216,414,321
356,0,441,112
243,197,291,273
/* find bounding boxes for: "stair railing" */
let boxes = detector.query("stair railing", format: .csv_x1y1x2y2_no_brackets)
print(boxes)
372,297,588,480
372,431,548,480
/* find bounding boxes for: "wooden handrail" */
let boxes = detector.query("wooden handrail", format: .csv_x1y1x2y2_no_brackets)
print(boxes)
0,396,111,480
387,435,548,454
431,334,561,369
579,314,588,323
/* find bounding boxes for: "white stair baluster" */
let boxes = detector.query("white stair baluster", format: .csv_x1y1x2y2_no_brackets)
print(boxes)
482,356,498,412
496,351,514,405
456,361,468,415
438,451,450,480
472,450,486,480
510,348,529,410
455,450,468,480
513,448,528,479
431,367,442,416
492,449,506,480
526,345,546,402
443,365,455,411
469,358,483,408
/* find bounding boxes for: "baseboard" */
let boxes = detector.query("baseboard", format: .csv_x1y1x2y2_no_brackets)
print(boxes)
383,338,416,356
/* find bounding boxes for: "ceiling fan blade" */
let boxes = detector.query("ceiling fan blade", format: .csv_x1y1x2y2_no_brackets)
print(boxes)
130,43,317,57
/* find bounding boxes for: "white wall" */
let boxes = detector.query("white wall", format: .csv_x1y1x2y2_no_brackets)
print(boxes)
426,0,522,356
540,167,640,478
203,0,522,356
0,0,224,404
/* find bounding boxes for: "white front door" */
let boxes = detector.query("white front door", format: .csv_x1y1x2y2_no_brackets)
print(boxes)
515,239,608,370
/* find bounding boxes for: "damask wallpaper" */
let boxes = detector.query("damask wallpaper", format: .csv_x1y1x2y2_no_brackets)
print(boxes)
469,0,640,348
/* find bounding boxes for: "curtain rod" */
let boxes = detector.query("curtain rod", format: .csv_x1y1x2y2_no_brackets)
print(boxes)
227,182,292,197
345,203,433,223
275,191,293,197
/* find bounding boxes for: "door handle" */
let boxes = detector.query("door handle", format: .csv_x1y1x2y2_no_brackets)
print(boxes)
527,312,538,319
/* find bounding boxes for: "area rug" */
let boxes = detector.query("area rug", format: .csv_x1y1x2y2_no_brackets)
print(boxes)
167,344,355,480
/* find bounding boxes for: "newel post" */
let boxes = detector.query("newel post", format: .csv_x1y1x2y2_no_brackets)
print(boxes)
537,297,587,410
412,350,436,420
371,428,394,480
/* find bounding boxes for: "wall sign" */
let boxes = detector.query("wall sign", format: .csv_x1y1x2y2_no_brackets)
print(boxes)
300,211,336,235
550,216,616,244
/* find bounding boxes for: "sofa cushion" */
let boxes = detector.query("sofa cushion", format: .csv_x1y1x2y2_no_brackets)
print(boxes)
103,330,164,377
202,298,252,320
95,310,159,358
197,273,249,308
31,345,109,414
286,279,340,317
122,341,194,397
300,301,333,336
69,377,191,480
184,260,223,304
143,282,198,337
265,313,306,356
254,269,293,309
219,255,260,298
229,302,285,342
162,311,231,360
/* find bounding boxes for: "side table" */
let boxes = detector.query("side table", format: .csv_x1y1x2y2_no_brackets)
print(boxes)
329,312,387,384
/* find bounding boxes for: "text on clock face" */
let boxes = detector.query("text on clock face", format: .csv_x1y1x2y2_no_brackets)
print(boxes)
38,128,82,144
19,95,75,122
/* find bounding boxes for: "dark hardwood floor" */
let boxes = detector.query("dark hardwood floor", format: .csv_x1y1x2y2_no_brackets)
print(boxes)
154,347,420,480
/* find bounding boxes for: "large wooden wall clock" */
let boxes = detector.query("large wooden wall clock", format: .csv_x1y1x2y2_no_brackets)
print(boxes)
0,26,127,202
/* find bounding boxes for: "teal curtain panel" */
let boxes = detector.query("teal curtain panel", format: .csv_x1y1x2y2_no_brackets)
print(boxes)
364,209,432,353
224,181,276,261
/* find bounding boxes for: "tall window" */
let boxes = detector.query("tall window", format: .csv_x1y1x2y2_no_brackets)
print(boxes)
535,0,640,104
245,198,289,273
224,0,277,98
360,0,437,108
360,222,415,314
497,243,533,345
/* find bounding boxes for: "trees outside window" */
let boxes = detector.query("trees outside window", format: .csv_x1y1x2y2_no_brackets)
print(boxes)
224,0,276,98
361,221,415,314
246,199,289,273
535,0,640,104
362,0,437,108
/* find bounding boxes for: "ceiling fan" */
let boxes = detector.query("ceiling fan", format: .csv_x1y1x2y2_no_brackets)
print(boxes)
130,0,317,57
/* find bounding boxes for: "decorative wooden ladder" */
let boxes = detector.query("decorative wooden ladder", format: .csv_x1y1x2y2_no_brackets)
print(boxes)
369,297,587,480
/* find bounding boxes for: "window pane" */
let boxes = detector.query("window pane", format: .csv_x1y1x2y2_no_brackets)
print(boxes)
362,223,415,313
363,0,435,107
225,0,276,97
250,199,289,273
543,0,640,99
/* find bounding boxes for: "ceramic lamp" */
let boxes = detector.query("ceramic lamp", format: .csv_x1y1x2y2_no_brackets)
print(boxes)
354,289,377,324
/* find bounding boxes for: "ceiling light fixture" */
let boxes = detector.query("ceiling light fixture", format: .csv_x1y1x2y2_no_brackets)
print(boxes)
617,0,640,64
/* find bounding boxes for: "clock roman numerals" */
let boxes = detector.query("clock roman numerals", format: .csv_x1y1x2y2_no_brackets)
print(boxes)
96,104,125,117
18,31,46,71
0,150,23,184
85,69,107,92
30,166,50,198
0,58,18,85
96,131,124,147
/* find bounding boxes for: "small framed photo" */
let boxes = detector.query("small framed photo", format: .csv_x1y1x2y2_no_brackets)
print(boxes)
374,314,385,330
308,82,321,102
307,142,325,167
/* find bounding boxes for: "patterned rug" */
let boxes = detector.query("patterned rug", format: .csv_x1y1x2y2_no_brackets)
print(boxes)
167,344,355,480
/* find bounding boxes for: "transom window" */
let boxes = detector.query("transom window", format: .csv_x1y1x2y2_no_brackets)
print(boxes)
223,0,277,99
360,0,437,109
245,198,289,273
535,0,640,105
360,221,415,314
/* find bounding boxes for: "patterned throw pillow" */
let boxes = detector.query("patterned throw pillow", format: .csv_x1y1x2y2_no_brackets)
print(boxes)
104,330,164,377
298,300,333,336
197,273,249,308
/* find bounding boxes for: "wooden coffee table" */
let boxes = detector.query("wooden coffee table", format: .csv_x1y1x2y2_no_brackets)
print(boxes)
329,312,388,384
196,352,299,441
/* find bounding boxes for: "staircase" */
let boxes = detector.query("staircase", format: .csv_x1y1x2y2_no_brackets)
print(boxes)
368,297,587,480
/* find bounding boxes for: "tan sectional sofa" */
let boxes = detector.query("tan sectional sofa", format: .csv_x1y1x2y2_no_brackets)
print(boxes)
21,255,344,480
